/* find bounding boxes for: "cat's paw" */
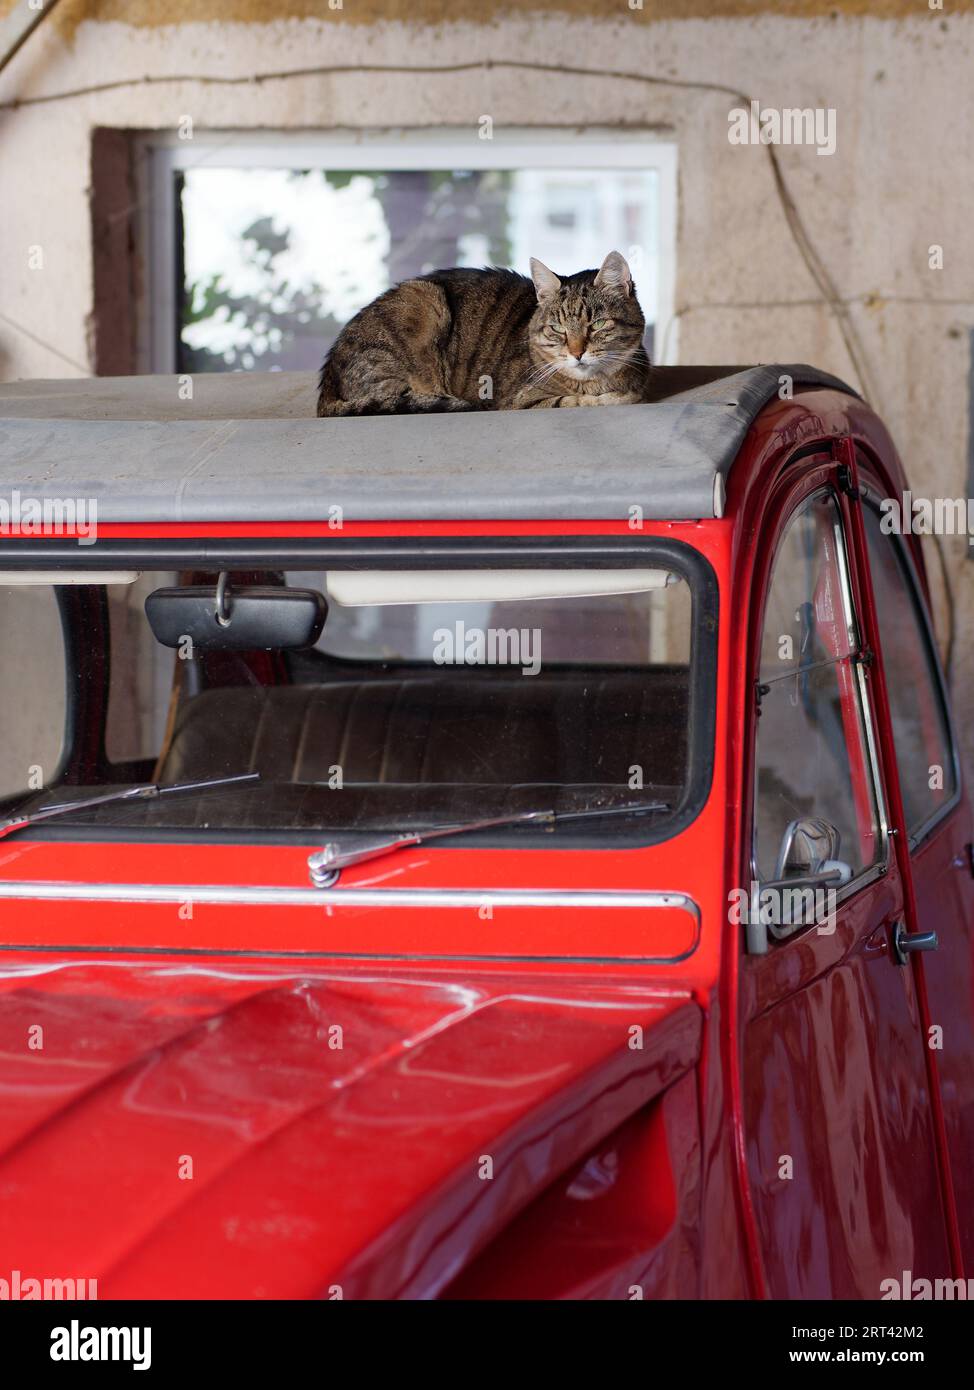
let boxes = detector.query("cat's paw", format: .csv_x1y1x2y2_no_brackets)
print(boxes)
591,390,643,406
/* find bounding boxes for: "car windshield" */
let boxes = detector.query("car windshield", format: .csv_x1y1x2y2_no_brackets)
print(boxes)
0,554,709,846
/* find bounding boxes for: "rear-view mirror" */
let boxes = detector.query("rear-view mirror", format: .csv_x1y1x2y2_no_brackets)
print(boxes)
145,582,327,651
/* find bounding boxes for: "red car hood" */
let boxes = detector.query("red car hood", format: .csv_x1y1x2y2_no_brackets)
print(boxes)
0,955,701,1298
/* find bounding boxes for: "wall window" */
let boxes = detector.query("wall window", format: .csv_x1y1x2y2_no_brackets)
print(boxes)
139,130,677,374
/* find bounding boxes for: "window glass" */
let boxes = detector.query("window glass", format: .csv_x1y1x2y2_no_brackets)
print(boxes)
3,562,703,843
106,571,179,764
0,585,67,798
177,166,661,372
759,491,857,678
754,492,882,882
291,570,691,666
862,505,957,836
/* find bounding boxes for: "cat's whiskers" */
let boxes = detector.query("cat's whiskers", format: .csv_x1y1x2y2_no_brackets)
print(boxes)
522,359,565,389
586,347,650,379
592,346,648,365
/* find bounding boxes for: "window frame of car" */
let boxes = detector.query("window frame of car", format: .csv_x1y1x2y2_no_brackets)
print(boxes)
745,452,891,946
855,448,963,853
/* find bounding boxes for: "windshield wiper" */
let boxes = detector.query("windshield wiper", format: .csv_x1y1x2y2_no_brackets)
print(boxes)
0,772,261,841
307,799,670,885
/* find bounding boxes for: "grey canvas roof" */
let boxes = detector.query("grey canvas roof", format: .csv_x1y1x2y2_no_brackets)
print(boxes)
0,364,857,525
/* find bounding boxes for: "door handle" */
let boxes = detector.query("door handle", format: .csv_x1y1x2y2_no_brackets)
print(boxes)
892,920,939,967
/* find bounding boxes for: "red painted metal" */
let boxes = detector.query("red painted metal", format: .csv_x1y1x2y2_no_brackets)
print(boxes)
733,450,949,1296
837,438,965,1278
0,383,971,1298
0,957,699,1298
850,434,974,1269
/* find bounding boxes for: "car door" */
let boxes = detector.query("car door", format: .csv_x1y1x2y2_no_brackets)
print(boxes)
855,456,974,1270
739,456,952,1298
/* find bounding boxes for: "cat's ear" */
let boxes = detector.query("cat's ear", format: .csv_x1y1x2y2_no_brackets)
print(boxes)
530,257,561,301
594,251,633,296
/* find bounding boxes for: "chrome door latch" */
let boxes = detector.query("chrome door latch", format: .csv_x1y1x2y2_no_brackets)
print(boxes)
892,920,939,967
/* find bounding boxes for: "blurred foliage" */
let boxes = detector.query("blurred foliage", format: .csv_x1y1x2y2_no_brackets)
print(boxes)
178,209,343,373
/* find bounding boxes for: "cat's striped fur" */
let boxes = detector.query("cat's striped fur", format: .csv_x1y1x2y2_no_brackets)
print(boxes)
316,251,649,416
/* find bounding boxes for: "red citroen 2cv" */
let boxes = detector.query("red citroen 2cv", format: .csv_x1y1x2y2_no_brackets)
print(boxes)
0,362,971,1301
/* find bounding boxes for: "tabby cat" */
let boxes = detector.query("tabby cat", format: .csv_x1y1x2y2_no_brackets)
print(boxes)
316,251,649,416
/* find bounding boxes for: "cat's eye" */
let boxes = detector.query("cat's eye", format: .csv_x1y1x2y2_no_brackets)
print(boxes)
591,318,611,331
548,326,566,338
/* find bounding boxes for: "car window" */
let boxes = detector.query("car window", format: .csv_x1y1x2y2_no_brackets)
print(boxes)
754,490,883,883
862,504,957,839
0,556,712,846
0,584,67,798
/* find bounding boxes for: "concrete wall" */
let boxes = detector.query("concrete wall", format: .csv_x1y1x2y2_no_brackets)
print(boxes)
1,0,972,758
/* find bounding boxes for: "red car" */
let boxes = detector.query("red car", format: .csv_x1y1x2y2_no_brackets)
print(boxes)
0,362,970,1301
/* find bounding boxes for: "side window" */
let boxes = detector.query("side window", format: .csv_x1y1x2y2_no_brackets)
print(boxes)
862,504,957,838
0,584,68,798
754,490,883,885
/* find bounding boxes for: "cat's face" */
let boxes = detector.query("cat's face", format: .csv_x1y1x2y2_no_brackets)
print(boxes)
528,251,646,382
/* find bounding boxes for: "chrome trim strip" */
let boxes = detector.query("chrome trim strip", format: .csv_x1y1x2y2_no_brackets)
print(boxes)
0,881,702,963
0,880,696,913
831,513,861,658
854,656,890,851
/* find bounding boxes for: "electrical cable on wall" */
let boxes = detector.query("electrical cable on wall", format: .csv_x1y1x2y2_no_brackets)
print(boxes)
0,52,961,671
